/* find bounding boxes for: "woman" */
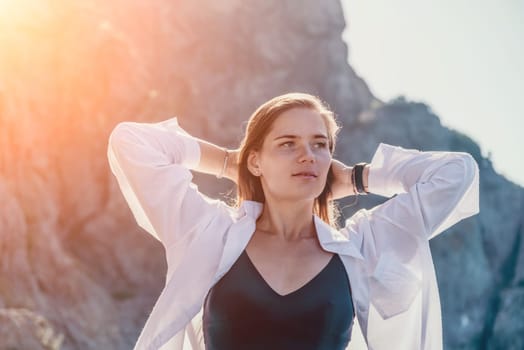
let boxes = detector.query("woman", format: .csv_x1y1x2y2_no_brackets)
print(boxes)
108,92,479,350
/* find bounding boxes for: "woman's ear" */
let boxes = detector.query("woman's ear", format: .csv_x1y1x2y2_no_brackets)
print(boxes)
247,150,261,176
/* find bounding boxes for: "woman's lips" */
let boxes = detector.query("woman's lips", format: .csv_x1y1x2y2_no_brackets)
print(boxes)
292,172,318,179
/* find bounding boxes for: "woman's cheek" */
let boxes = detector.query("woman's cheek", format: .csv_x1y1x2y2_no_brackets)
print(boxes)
318,152,331,166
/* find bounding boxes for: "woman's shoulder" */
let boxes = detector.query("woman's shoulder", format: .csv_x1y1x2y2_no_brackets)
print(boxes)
341,206,427,254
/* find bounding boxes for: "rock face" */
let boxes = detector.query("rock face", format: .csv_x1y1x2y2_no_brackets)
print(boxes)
340,99,524,349
0,308,64,350
0,0,522,349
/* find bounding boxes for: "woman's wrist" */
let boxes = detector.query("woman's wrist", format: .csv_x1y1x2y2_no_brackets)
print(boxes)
216,148,229,179
193,139,231,178
345,166,357,195
223,149,239,183
330,160,371,199
352,163,370,195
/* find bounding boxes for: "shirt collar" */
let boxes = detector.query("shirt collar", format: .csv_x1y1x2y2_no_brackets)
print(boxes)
240,200,364,260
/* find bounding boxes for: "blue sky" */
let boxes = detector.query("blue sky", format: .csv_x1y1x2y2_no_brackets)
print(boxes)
341,0,524,186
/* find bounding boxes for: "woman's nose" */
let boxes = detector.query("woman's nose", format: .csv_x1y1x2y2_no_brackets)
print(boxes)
298,145,315,163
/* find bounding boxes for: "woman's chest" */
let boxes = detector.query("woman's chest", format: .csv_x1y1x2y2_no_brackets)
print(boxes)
202,249,355,349
244,232,337,296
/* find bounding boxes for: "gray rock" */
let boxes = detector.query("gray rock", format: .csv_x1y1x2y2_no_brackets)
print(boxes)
0,308,64,350
487,287,524,350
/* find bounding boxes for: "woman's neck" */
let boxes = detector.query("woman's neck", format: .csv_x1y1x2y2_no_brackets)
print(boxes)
256,198,316,241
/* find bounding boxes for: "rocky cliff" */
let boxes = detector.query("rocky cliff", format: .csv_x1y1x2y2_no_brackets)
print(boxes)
0,0,522,349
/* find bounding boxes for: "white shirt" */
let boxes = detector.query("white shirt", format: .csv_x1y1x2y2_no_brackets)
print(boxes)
107,117,479,350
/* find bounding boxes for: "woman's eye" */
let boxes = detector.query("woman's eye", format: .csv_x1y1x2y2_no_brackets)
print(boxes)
280,141,294,147
314,142,327,148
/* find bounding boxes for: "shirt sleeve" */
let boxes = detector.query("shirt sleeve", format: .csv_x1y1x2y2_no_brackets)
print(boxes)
107,117,227,248
366,142,480,240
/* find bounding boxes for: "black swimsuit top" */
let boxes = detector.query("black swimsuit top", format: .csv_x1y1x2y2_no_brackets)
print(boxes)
203,250,355,350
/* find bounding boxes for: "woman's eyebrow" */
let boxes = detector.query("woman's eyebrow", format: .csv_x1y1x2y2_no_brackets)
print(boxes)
273,134,328,141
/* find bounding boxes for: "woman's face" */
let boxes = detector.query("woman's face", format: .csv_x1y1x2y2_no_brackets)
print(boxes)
248,107,332,203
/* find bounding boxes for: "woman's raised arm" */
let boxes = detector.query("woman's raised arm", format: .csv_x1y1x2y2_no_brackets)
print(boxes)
107,117,235,248
358,143,479,240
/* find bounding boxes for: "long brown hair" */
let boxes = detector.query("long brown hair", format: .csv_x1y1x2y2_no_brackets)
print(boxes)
236,92,341,227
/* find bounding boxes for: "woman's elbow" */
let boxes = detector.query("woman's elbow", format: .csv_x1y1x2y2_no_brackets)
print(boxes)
458,152,479,191
431,152,479,203
108,122,135,148
460,153,480,215
441,152,480,218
